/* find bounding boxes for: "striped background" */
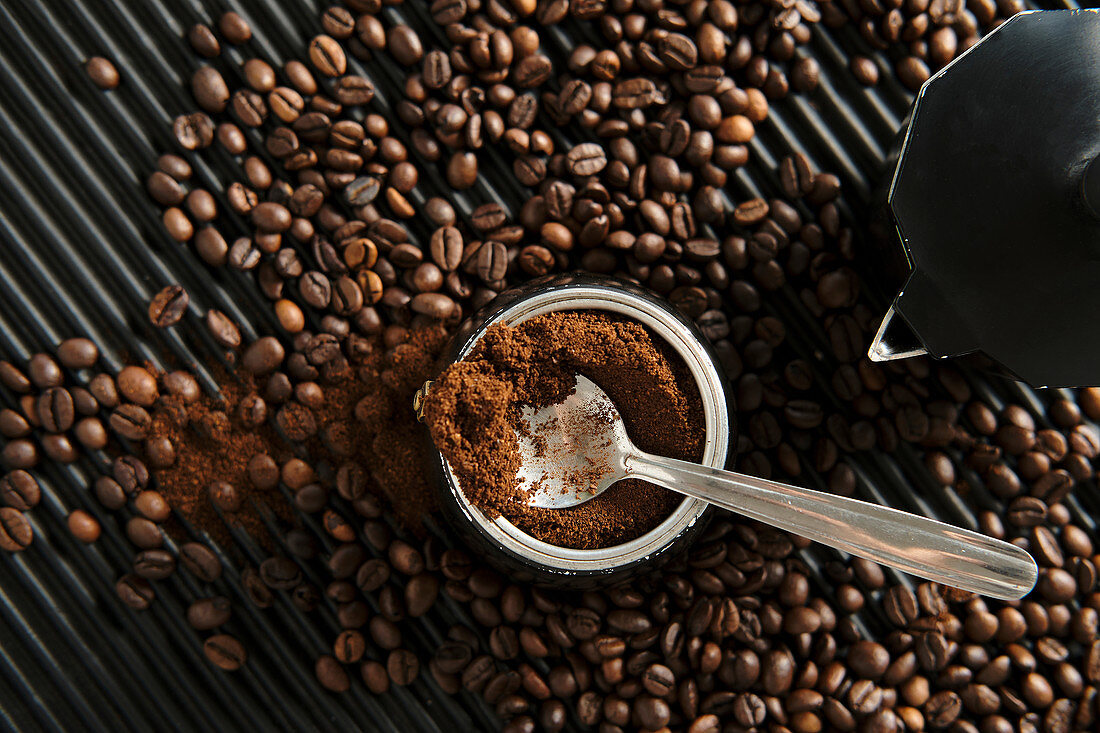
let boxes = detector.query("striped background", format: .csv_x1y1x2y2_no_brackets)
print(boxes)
0,0,1088,731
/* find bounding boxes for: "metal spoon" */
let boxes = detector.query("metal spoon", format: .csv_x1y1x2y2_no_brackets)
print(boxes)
518,375,1037,600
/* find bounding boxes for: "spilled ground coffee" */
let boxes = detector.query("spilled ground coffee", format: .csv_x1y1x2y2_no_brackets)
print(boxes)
424,310,706,549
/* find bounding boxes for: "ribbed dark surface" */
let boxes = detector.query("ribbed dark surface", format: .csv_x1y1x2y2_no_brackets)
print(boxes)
0,1,1089,732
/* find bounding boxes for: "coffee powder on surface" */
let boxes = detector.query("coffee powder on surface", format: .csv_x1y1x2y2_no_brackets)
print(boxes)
316,324,449,529
425,310,706,549
149,375,292,546
148,324,449,544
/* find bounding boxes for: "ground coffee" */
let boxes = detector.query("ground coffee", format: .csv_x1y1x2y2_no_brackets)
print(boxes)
149,374,292,546
314,324,449,529
148,324,449,542
424,310,705,549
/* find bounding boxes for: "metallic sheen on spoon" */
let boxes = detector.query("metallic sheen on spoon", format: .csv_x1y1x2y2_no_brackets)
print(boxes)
518,375,1038,601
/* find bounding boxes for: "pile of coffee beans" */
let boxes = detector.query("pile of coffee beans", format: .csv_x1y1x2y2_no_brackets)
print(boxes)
2,1,1095,732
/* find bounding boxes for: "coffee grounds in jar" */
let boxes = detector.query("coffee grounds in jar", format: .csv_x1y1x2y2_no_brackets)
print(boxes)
424,310,707,549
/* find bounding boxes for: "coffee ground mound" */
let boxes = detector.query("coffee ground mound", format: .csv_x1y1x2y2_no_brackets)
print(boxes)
311,324,449,529
150,375,293,547
424,310,706,549
149,325,449,544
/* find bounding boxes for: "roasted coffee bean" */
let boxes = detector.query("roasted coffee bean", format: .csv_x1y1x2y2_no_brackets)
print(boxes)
312,656,348,693
385,26,421,66
490,626,520,660
411,293,454,319
112,457,149,497
0,362,30,393
117,366,158,407
2,439,38,470
62,508,97,541
643,663,676,696
148,285,189,327
191,67,229,112
851,56,879,86
231,90,267,128
173,113,215,150
1007,496,1048,527
42,433,77,463
0,471,39,511
146,169,182,203
133,491,170,522
204,634,246,670
86,56,120,89
242,337,285,374
370,616,402,650
345,175,381,206
476,241,507,282
180,543,222,582
354,660,387,695
333,75,374,106
884,586,919,627
512,53,551,87
116,574,154,609
389,541,424,576
0,507,32,551
309,35,347,77
447,152,478,189
202,310,241,350
850,641,891,679
27,354,62,388
791,57,821,92
387,647,420,686
276,402,317,441
330,630,365,666
94,476,126,510
518,245,555,276
110,404,152,441
123,519,160,550
133,549,176,580
125,518,161,552
0,409,30,439
217,11,251,44
433,641,472,675
35,387,73,434
253,202,292,232
567,143,607,176
260,556,301,590
71,388,101,417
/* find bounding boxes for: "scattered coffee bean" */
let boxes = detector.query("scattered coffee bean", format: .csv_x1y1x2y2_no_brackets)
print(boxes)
116,574,154,609
86,57,120,89
187,596,232,630
192,67,230,113
218,12,251,44
67,510,100,543
56,338,98,369
0,470,40,511
204,634,247,670
0,507,32,551
148,285,189,327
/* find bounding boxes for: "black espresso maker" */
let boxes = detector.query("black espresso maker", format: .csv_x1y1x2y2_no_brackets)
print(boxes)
869,9,1100,388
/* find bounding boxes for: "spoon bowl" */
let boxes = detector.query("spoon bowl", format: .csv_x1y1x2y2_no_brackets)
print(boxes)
516,374,630,509
518,375,1038,601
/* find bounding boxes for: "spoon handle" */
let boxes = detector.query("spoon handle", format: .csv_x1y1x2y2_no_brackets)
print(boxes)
626,452,1037,600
